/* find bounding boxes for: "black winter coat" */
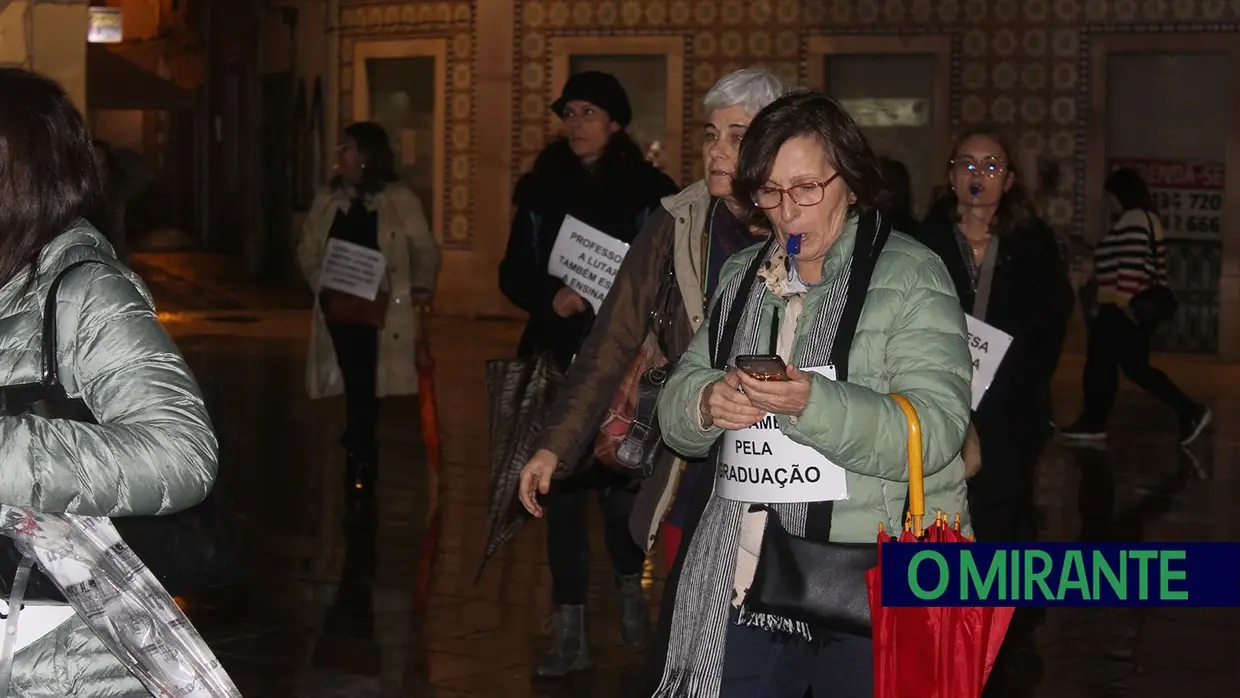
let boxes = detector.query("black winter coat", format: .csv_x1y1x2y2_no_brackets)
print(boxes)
913,203,1074,446
499,138,679,368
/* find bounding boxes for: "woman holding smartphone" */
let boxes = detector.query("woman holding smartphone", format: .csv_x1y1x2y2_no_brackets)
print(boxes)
645,91,972,697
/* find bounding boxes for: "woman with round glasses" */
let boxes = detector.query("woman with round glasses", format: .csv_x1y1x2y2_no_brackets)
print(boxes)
647,90,973,697
912,125,1073,697
914,127,1073,546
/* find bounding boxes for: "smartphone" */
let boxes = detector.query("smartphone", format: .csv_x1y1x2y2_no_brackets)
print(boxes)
735,354,788,381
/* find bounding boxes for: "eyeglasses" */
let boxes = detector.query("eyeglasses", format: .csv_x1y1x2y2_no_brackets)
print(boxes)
951,157,1006,177
752,173,842,210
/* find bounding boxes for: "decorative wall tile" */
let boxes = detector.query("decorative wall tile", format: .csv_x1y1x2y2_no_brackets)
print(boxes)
991,96,1017,124
1201,0,1227,18
1025,0,1051,22
328,0,1240,252
909,0,933,21
339,0,475,249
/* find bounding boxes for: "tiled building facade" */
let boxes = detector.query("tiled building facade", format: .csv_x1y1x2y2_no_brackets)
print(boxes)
328,1,1238,345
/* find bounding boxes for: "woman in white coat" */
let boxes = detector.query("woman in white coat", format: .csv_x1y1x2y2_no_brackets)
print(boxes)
297,121,442,500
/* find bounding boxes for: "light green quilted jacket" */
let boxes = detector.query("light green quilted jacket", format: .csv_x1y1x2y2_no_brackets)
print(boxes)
0,224,218,697
658,217,973,542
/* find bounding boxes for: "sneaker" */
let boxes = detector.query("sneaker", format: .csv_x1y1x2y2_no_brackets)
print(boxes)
1179,405,1212,446
1059,420,1107,440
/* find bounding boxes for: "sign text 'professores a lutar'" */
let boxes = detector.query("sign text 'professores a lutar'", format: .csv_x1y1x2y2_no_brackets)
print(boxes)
547,215,630,312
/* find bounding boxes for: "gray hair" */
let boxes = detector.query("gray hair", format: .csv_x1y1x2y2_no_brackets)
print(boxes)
702,67,792,119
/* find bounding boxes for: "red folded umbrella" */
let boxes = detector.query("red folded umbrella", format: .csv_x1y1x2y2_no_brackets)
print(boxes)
867,396,1015,698
415,308,441,478
413,307,442,612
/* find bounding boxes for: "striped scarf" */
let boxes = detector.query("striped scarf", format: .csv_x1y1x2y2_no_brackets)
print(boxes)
652,240,854,698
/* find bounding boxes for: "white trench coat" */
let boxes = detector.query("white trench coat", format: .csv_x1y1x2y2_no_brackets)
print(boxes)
296,184,442,399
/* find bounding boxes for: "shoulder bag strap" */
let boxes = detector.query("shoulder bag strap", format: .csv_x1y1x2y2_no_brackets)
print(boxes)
709,235,776,370
972,233,1001,322
41,260,115,387
1142,211,1164,287
828,210,892,382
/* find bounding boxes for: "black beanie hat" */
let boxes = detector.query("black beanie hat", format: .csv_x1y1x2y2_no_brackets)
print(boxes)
551,71,632,127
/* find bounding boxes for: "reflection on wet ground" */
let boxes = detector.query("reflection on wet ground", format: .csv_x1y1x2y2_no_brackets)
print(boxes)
144,254,1237,697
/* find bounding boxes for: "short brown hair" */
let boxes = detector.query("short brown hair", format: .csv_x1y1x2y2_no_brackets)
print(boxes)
732,90,887,220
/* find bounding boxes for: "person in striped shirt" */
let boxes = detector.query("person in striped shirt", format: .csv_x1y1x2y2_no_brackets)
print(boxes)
1060,167,1210,445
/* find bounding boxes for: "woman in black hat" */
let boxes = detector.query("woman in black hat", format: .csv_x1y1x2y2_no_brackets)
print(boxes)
499,71,678,677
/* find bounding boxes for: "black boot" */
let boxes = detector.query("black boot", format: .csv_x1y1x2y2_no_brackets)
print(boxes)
534,605,594,677
614,573,650,652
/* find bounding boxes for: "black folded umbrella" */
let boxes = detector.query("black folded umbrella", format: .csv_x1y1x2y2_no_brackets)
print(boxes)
477,353,564,579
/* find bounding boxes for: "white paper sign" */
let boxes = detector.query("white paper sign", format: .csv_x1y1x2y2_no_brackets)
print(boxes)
318,238,387,301
546,215,630,312
715,366,849,504
966,315,1014,410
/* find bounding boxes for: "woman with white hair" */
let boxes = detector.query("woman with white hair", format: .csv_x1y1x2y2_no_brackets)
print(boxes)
517,67,791,677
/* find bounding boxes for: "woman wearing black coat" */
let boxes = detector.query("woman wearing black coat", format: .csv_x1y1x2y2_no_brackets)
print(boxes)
913,128,1074,545
498,71,678,678
915,129,1073,695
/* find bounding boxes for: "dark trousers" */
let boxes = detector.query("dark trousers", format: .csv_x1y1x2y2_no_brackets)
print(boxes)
544,466,645,606
326,322,380,464
967,418,1048,543
719,621,873,698
1080,305,1194,427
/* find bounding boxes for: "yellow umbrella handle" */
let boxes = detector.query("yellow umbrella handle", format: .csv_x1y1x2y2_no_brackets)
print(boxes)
890,394,925,537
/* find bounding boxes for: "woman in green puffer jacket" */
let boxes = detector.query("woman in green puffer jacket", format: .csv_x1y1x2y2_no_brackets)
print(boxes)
645,91,972,698
0,69,218,696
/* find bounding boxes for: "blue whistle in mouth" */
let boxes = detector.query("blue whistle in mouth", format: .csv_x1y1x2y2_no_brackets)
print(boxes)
968,184,983,198
786,234,803,257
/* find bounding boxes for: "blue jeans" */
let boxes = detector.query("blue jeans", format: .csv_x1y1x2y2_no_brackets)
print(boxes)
719,621,873,698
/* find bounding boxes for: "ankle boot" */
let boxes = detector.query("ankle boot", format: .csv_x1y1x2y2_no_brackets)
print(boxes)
533,604,594,677
614,573,650,652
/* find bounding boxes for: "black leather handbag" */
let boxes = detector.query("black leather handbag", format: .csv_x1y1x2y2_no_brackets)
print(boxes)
0,260,247,602
744,499,909,637
743,395,923,637
1128,212,1178,327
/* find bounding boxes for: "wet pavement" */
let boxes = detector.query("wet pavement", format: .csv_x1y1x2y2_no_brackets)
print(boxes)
138,253,1238,697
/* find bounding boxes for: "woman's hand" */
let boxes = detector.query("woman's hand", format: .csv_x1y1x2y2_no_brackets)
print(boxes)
552,287,589,317
518,449,559,517
962,422,982,478
410,288,433,307
736,364,813,417
700,371,766,430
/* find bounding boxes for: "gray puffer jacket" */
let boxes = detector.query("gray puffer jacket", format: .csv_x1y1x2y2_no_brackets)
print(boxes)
0,224,218,697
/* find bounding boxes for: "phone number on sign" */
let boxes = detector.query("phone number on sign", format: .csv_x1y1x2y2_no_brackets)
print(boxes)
1153,190,1222,237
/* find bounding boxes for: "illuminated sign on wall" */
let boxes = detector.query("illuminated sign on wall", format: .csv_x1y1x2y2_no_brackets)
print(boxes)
88,7,123,44
838,98,929,128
